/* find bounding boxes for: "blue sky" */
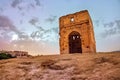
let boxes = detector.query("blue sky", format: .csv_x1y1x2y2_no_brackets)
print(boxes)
0,0,120,55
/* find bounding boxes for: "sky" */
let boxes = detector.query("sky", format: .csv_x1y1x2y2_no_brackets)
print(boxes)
0,0,120,55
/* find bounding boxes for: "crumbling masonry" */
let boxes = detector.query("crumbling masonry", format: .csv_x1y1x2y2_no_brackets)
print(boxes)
59,10,96,54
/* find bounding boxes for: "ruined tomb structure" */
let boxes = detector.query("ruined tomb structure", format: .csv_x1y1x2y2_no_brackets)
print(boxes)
59,10,96,54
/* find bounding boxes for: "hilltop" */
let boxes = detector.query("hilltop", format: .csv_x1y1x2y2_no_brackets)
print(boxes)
0,52,120,80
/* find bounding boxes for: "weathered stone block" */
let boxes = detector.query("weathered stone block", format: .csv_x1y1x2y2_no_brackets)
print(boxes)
59,10,96,54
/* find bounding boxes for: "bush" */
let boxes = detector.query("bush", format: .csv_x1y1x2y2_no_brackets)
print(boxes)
0,52,15,60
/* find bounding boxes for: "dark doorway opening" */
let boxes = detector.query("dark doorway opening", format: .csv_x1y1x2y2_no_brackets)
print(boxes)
69,31,82,53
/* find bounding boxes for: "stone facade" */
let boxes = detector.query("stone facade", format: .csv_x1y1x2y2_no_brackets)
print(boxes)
59,10,96,54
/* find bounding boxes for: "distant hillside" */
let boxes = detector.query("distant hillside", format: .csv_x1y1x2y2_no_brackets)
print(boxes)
0,52,120,80
112,50,120,53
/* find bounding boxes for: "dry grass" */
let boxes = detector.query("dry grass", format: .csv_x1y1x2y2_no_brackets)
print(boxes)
0,52,120,80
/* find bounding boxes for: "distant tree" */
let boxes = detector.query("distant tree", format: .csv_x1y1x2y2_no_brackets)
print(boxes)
0,52,16,60
0,53,9,59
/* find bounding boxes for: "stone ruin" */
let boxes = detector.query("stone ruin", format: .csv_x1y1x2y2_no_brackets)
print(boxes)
59,10,96,54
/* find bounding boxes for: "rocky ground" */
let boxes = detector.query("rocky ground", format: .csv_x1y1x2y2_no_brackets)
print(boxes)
0,52,120,80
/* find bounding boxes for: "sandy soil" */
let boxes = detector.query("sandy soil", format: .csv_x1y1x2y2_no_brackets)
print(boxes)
0,53,120,80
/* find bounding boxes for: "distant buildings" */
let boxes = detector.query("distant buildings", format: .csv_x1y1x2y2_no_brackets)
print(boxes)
0,50,29,58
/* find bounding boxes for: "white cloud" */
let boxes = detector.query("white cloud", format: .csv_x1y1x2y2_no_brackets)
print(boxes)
12,34,18,40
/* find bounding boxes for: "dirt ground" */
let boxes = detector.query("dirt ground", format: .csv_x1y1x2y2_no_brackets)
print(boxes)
0,53,120,80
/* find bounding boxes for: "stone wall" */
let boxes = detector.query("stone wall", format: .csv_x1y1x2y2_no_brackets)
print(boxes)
59,10,96,54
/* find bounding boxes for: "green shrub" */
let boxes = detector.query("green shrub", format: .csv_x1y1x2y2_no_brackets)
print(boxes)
0,52,15,60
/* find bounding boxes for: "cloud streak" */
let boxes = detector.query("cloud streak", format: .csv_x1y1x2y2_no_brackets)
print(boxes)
29,17,39,26
0,15,30,41
0,15,21,34
45,16,57,24
30,26,59,42
11,0,42,10
35,0,41,6
11,0,22,8
101,20,120,38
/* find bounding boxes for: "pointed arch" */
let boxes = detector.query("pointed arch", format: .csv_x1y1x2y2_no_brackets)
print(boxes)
68,31,82,53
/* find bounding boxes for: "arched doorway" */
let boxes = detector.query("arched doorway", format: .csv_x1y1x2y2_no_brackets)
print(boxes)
69,31,82,53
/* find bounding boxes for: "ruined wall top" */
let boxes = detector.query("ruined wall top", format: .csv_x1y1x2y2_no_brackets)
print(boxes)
59,10,92,27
